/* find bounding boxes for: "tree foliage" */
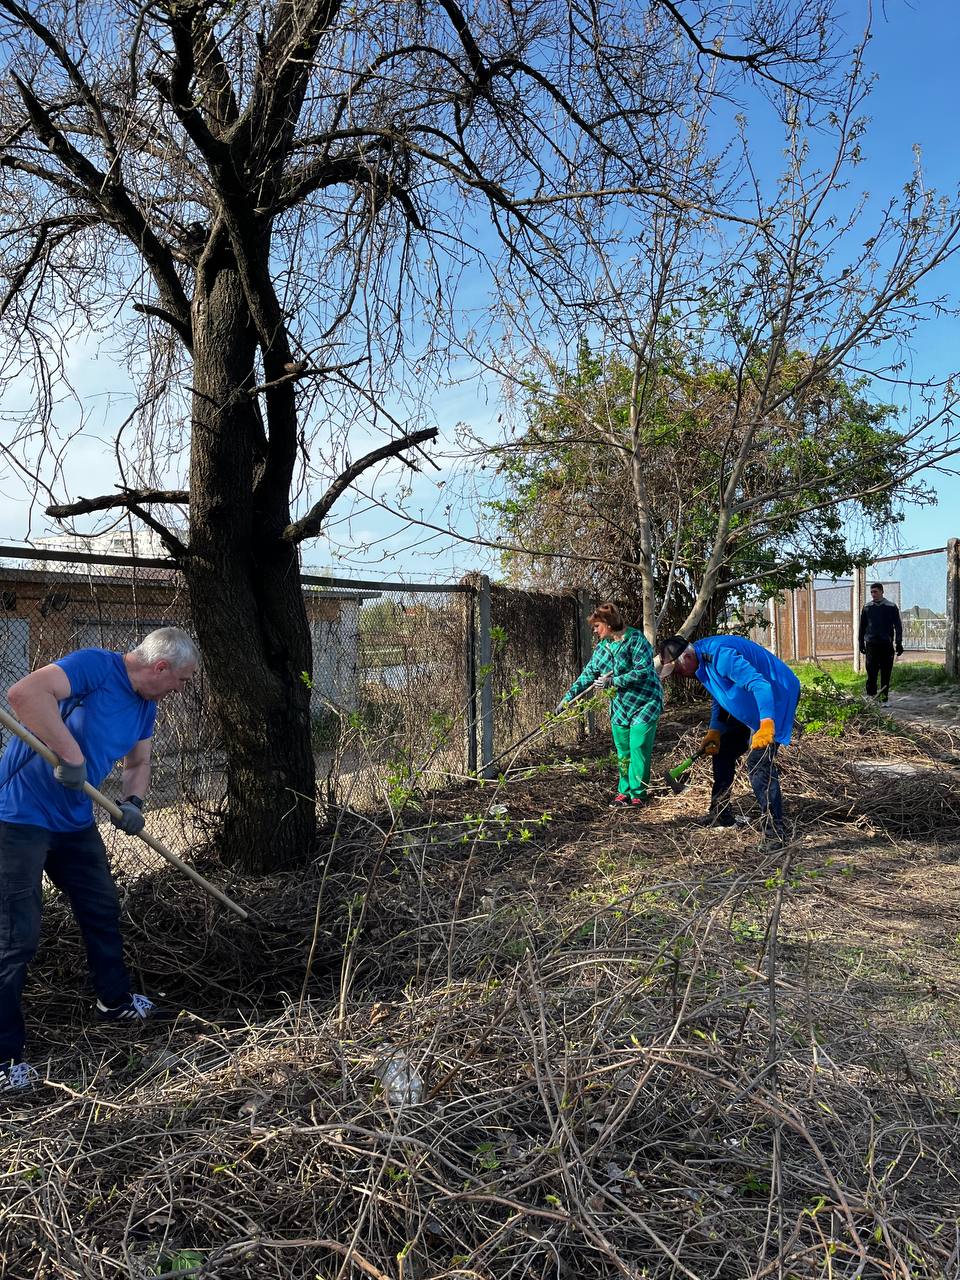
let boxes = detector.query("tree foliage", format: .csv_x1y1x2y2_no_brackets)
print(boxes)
490,340,918,630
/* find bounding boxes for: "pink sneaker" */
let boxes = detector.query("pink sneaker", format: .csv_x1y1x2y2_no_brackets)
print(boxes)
608,793,629,808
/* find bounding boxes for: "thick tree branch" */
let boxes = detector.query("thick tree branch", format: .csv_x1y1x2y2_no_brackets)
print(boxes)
124,501,190,559
282,427,438,545
46,489,190,559
0,0,119,169
47,488,190,518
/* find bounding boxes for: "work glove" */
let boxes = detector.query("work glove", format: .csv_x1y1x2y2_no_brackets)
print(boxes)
895,645,904,656
553,699,568,715
750,718,776,750
592,673,613,691
111,797,145,836
54,759,87,790
700,729,722,756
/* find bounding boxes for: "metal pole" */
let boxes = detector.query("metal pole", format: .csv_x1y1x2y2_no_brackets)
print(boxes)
767,597,778,657
464,586,477,774
576,589,596,739
477,575,495,777
790,589,800,663
808,575,817,662
0,707,248,920
851,570,862,673
946,538,959,676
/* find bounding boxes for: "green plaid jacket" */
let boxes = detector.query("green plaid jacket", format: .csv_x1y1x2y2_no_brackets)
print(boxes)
563,627,663,727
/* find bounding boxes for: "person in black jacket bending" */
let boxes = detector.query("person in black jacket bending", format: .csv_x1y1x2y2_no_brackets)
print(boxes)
858,582,903,702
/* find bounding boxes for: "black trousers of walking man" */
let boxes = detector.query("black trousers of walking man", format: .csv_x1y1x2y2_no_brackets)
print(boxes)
864,639,895,701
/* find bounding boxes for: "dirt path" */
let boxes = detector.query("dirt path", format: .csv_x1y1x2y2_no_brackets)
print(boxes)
884,684,960,732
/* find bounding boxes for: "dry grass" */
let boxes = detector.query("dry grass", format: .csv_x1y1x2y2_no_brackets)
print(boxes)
3,711,960,1279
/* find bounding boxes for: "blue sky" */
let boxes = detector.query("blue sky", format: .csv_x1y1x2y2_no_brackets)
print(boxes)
840,0,959,551
1,0,957,579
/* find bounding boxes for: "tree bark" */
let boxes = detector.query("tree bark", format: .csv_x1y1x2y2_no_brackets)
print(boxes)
187,247,315,872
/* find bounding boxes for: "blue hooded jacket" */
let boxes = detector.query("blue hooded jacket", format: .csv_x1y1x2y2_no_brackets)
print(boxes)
693,635,800,745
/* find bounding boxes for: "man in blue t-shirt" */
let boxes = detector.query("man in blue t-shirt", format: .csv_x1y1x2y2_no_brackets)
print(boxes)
658,634,800,849
0,627,199,1093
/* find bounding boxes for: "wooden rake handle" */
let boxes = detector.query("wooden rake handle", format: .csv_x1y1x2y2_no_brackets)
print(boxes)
0,706,249,921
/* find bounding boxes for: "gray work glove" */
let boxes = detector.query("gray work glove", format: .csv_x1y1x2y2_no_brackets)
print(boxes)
554,700,567,715
111,798,145,836
54,759,87,790
592,673,613,691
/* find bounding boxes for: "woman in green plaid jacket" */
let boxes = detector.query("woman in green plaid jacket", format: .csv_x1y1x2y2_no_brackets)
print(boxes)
558,602,663,808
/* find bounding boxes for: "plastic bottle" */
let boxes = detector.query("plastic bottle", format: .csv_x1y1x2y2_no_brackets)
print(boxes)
380,1051,423,1106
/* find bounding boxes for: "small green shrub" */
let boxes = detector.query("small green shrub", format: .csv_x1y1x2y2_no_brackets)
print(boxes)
798,672,884,736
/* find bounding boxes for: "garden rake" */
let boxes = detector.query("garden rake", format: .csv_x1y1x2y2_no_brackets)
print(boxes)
0,706,249,920
482,686,593,774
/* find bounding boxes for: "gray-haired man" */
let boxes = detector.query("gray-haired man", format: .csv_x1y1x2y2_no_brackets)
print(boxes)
0,627,198,1091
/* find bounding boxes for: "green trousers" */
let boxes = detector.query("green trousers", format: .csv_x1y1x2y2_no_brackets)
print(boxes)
611,718,658,799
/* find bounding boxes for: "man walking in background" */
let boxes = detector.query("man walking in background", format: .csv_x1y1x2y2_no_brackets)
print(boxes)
858,582,903,703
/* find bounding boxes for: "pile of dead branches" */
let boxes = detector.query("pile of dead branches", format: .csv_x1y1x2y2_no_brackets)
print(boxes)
3,728,960,1279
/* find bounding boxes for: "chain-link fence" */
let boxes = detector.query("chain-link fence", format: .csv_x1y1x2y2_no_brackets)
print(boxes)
0,551,593,881
866,549,947,657
488,581,587,762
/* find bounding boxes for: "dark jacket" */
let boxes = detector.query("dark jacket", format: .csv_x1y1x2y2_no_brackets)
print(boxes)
858,598,903,648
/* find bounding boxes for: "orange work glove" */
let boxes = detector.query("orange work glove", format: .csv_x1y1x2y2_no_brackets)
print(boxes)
751,718,776,750
700,729,722,756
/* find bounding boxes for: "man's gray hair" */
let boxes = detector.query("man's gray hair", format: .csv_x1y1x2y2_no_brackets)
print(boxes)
131,627,199,669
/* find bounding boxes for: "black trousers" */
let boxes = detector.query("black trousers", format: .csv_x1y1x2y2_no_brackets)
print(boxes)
710,709,785,833
864,639,895,699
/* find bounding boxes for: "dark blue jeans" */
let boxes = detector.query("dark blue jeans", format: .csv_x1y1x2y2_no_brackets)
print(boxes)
711,711,785,835
0,821,131,1063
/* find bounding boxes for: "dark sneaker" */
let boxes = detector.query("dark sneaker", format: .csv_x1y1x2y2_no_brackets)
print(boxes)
609,793,629,808
0,1061,39,1093
695,811,736,828
96,993,175,1024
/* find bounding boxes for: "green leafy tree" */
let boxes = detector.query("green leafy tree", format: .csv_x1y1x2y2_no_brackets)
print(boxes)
491,340,923,634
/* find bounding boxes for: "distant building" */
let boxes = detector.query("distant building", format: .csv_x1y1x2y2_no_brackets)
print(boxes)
32,528,174,572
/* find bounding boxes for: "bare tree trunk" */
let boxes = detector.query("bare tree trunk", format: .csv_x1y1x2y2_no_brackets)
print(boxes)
188,254,315,872
626,354,657,644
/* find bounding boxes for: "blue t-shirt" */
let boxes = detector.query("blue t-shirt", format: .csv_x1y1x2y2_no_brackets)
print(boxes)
0,649,157,832
693,635,801,745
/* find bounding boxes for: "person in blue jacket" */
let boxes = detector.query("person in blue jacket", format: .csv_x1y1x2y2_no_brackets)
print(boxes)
657,633,800,848
0,627,198,1093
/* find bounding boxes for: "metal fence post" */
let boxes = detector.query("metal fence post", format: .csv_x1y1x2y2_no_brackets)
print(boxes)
575,589,596,738
851,569,862,672
946,539,960,676
477,574,495,776
464,586,478,773
767,597,778,657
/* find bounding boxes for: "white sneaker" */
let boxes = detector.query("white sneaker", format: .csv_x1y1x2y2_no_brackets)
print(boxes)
0,1061,39,1092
